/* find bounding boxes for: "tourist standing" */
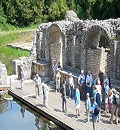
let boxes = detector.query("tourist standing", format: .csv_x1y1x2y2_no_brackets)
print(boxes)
85,93,91,122
61,80,67,113
34,74,41,98
110,89,119,124
56,69,61,92
20,65,24,89
52,60,58,81
92,99,98,130
96,90,101,122
86,71,93,97
98,70,104,87
42,82,49,107
92,74,98,86
74,86,80,118
78,70,86,100
68,73,74,98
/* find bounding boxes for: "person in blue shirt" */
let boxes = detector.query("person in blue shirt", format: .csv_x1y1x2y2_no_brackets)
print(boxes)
92,99,98,130
85,93,91,122
74,86,80,118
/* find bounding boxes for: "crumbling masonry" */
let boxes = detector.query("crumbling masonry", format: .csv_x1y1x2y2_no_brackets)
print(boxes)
14,11,120,88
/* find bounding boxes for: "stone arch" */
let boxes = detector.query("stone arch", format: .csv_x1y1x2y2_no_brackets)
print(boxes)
46,24,64,67
81,24,113,76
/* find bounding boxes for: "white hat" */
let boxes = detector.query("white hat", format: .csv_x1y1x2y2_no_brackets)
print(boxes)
86,93,89,96
36,74,39,77
81,70,84,73
70,73,72,76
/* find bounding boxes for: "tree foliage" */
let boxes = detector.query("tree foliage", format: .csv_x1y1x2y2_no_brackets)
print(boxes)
0,0,120,28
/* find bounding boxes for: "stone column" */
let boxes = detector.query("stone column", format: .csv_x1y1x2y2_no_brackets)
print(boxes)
72,35,76,69
62,35,67,68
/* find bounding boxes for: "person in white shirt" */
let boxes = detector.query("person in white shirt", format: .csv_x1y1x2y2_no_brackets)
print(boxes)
68,73,74,98
86,71,93,97
52,60,58,83
78,70,86,100
34,74,41,98
42,82,49,107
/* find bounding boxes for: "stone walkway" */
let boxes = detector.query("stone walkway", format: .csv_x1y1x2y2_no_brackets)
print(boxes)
7,76,120,130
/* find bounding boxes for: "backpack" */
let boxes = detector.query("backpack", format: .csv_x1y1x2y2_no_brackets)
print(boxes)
114,94,120,106
94,105,100,116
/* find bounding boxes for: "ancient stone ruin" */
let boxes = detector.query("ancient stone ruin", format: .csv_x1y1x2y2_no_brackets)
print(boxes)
13,10,120,88
30,10,120,87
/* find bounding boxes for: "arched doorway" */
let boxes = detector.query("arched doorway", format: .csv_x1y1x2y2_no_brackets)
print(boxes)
82,25,111,76
48,24,63,66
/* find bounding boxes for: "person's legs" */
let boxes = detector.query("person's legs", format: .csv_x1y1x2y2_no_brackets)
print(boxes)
105,95,108,113
64,96,67,112
86,109,89,122
71,86,74,98
35,85,39,97
115,105,118,124
68,86,71,98
109,103,113,114
62,97,64,112
110,104,116,123
92,116,97,130
97,109,101,122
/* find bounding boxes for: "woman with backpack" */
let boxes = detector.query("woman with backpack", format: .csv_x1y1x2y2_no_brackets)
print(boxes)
92,99,99,130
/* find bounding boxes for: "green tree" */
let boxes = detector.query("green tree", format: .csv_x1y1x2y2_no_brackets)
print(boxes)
5,0,44,27
0,4,7,26
48,0,68,21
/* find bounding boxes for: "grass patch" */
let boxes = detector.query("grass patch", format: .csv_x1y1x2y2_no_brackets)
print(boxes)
0,46,30,75
0,29,34,75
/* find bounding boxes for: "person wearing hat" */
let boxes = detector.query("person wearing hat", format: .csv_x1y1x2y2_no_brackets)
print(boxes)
78,70,86,100
34,74,41,98
85,93,91,122
68,73,74,98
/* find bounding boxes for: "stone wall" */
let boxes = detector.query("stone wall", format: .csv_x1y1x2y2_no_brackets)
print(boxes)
31,60,51,78
13,57,32,80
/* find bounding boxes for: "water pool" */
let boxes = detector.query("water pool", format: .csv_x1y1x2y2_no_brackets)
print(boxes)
0,99,64,130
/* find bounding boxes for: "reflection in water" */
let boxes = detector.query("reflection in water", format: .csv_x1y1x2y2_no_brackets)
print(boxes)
35,116,50,130
35,116,42,130
0,99,64,130
20,105,25,118
0,99,12,114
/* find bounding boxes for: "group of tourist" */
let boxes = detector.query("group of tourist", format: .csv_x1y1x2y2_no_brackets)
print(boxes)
34,74,49,108
52,61,119,130
61,69,120,130
20,61,120,130
52,61,120,129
